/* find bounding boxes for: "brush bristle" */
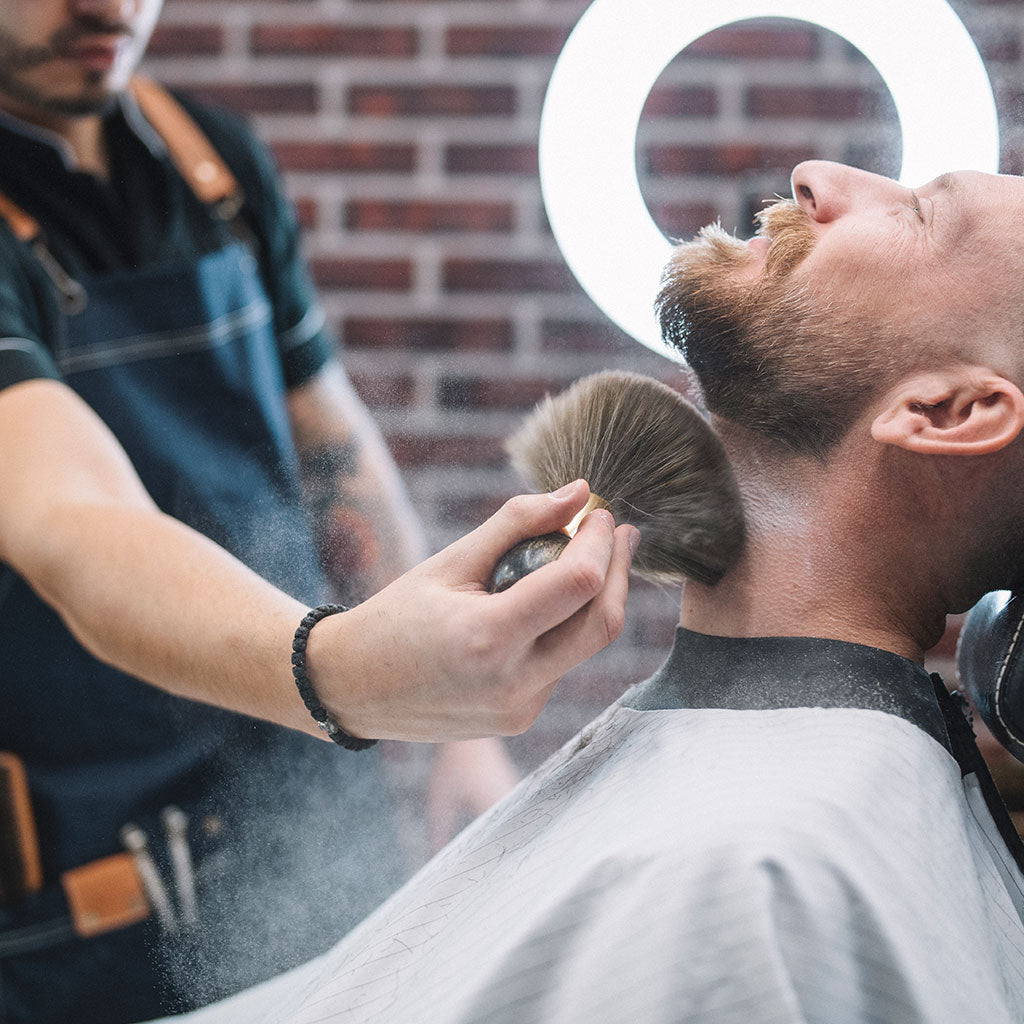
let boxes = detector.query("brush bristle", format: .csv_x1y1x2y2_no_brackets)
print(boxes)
506,371,745,585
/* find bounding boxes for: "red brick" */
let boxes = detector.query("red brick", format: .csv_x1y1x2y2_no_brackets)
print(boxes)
292,196,317,231
445,144,538,175
436,493,511,529
438,375,565,410
552,665,659,709
348,371,416,409
387,433,506,469
444,259,576,293
979,35,1021,61
685,23,819,60
541,319,632,354
630,599,687,648
837,144,900,179
644,143,819,177
648,202,720,239
445,25,571,57
746,85,888,120
271,142,416,174
346,199,515,233
184,83,317,116
998,86,1024,113
1000,145,1024,177
310,258,412,291
251,25,418,58
350,85,516,117
642,86,718,118
147,24,224,57
344,317,513,352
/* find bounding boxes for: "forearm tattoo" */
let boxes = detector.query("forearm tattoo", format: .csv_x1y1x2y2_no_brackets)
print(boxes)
298,440,400,602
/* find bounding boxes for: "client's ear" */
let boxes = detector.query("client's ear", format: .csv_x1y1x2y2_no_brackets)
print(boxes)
871,369,1024,455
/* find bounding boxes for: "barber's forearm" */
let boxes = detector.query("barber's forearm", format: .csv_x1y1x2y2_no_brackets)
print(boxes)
290,361,428,596
24,499,322,739
1,380,636,746
300,428,427,598
0,379,321,736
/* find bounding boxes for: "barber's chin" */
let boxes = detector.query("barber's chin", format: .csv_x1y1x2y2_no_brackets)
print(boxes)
45,81,120,118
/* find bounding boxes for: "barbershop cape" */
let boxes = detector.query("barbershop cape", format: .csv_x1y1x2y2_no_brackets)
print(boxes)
162,629,1024,1024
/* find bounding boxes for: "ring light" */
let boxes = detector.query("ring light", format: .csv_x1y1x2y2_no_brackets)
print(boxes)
539,0,999,358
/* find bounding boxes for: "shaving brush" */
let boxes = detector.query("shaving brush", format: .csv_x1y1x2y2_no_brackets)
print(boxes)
489,371,745,592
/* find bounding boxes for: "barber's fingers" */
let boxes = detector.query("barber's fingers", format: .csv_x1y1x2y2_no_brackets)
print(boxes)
493,508,634,643
530,521,636,678
495,521,637,732
433,481,592,582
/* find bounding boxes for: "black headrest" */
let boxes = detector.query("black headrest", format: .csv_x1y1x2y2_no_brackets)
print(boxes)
957,590,1024,764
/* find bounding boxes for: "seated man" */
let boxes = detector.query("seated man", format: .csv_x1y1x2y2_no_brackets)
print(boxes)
164,162,1024,1024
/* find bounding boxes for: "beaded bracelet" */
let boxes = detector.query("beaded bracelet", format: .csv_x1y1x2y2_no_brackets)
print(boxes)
291,603,378,751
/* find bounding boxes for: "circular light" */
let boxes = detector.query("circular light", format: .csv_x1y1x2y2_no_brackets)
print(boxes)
539,0,999,359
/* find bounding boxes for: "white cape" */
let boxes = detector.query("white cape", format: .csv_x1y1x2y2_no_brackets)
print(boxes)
158,703,1024,1024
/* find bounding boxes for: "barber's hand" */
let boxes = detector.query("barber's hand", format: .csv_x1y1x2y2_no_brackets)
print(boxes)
306,480,638,742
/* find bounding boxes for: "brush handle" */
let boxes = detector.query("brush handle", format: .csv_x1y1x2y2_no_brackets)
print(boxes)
488,533,570,594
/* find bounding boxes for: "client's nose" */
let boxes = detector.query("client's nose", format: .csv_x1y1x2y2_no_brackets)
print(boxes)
790,160,905,224
791,161,853,224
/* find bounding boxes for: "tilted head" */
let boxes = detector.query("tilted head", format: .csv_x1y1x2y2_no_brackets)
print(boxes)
658,161,1024,602
0,0,163,122
657,160,1024,462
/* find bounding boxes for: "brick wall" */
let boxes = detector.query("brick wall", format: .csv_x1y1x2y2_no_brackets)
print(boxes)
147,0,1024,780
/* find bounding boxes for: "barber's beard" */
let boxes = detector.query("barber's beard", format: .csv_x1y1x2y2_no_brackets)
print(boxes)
0,21,131,119
755,199,818,277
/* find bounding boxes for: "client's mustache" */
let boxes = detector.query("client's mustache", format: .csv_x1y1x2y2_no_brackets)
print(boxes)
755,198,817,277
2,18,135,70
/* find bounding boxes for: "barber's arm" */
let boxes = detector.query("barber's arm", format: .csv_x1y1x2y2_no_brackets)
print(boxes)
288,361,522,827
0,377,635,742
287,359,427,600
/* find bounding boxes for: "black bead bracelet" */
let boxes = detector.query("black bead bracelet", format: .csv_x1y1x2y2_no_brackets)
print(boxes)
291,603,378,751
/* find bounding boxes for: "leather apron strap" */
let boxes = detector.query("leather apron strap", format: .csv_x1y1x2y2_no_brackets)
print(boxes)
0,193,38,243
128,76,242,214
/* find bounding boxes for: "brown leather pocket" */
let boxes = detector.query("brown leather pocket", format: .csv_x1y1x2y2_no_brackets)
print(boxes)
61,852,150,938
0,751,44,906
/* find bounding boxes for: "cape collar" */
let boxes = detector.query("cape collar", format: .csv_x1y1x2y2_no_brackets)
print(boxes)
622,627,1024,880
623,627,951,756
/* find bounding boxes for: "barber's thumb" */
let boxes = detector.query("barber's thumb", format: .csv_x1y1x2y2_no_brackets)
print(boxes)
547,479,589,506
444,480,594,576
493,480,593,544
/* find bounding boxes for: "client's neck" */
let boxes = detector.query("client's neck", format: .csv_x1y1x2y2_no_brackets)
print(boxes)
679,433,948,664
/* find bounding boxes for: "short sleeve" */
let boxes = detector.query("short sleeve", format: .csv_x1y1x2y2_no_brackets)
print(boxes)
0,232,62,392
173,95,334,390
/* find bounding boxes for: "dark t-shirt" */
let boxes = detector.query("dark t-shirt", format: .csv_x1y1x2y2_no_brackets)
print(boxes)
0,88,332,391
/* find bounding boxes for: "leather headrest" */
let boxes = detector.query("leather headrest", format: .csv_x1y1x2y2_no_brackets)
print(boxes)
957,590,1024,764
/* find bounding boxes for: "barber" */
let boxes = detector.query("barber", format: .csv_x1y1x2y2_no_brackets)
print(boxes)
0,2,637,1022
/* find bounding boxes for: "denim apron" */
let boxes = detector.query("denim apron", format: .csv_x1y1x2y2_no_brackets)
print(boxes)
0,231,403,1021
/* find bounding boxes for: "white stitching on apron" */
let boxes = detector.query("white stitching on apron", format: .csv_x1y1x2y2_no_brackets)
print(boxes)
57,298,271,375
